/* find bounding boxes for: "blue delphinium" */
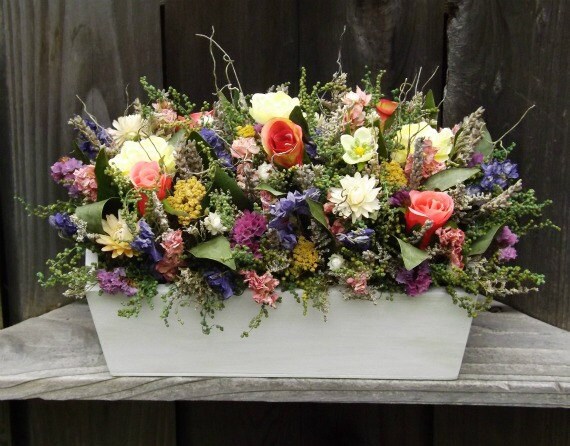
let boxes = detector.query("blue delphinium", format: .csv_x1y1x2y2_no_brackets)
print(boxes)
49,212,77,237
131,219,162,262
337,228,375,250
471,159,519,193
204,268,235,299
77,118,112,159
199,128,234,170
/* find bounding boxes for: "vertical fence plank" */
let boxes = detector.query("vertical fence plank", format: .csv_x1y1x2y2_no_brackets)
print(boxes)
0,0,163,325
164,0,299,105
444,0,570,329
299,0,446,101
434,406,570,446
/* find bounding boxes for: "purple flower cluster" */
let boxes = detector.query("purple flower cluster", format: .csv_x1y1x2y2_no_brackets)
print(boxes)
395,261,432,296
472,159,519,193
231,210,267,254
204,268,235,299
97,268,138,297
77,118,111,159
50,157,84,195
496,226,519,262
337,228,374,250
388,189,411,207
49,212,77,237
268,188,320,250
467,152,484,167
199,128,233,170
131,219,162,263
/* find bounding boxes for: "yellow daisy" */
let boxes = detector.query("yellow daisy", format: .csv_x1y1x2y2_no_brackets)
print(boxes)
96,213,134,258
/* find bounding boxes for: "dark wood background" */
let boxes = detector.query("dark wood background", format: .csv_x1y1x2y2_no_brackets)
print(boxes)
0,0,568,444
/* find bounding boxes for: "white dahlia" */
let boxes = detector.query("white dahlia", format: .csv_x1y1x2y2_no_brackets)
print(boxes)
108,114,148,146
329,172,381,223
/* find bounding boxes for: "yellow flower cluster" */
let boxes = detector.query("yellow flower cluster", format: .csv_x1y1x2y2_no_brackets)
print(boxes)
380,161,408,187
236,125,256,138
292,237,319,273
165,177,206,226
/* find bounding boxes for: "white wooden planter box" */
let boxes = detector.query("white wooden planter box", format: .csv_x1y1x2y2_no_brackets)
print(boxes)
86,252,475,380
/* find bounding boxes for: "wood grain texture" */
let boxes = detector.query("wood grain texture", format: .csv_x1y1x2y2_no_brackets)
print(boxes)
0,301,568,407
163,0,299,105
444,0,570,329
11,400,176,446
176,402,432,445
299,0,446,103
0,0,163,325
434,405,570,446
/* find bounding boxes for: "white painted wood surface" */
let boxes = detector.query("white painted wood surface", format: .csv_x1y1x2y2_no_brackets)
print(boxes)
87,287,474,379
0,300,568,407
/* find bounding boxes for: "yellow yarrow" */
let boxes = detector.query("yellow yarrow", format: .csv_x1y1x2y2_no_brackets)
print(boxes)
380,161,408,187
236,125,256,138
292,237,319,273
166,177,206,226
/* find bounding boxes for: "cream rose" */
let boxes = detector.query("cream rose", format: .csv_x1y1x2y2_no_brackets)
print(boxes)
392,122,453,164
110,136,176,176
249,91,300,124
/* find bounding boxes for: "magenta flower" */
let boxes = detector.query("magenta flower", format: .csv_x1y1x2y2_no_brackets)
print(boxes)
231,211,267,254
396,262,432,296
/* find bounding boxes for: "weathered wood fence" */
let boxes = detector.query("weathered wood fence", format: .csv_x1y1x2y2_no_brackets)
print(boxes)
0,0,568,444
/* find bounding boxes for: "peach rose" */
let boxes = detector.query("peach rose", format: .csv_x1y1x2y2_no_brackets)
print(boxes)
405,190,454,248
260,118,304,169
130,161,172,215
376,99,398,123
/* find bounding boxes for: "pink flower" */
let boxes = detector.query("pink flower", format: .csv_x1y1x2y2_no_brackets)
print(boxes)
241,270,280,307
130,161,172,215
152,101,178,123
330,219,346,235
436,227,466,269
155,230,185,281
342,86,372,107
346,273,369,295
73,165,98,202
404,139,445,180
230,137,260,159
259,190,276,212
405,190,454,249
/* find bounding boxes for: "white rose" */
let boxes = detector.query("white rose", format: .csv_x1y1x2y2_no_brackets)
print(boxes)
257,162,274,181
429,127,454,163
328,254,345,271
249,91,300,124
203,212,227,235
392,122,454,164
109,135,176,176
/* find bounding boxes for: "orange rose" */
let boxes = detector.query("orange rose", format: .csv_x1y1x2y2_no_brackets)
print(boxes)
260,118,304,168
130,161,172,215
376,99,398,124
405,190,454,249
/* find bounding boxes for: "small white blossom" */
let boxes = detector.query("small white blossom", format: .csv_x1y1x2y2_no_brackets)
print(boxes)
328,254,345,271
257,162,274,181
203,212,227,235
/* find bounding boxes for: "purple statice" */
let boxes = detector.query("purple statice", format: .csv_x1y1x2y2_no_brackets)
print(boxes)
388,189,411,207
269,218,297,250
496,226,519,247
199,128,233,170
477,159,519,192
97,268,138,297
304,141,318,159
50,157,84,190
131,219,162,263
495,225,519,263
467,151,484,167
395,261,432,297
77,118,111,159
49,212,77,237
231,210,267,254
204,268,235,299
337,228,375,250
498,246,517,262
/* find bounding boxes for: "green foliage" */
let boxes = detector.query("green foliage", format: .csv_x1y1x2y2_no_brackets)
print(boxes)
140,76,196,116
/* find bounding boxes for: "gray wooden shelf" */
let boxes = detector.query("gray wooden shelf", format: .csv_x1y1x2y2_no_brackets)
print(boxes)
0,301,568,407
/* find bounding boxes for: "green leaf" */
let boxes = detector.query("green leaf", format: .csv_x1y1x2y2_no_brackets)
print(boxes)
306,198,330,233
212,166,252,210
467,224,502,256
189,236,236,270
474,126,494,158
423,90,438,120
75,198,121,234
289,106,311,140
162,199,189,217
255,183,285,196
70,141,91,164
396,238,430,271
383,112,397,132
95,149,120,201
377,131,389,160
424,167,480,191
